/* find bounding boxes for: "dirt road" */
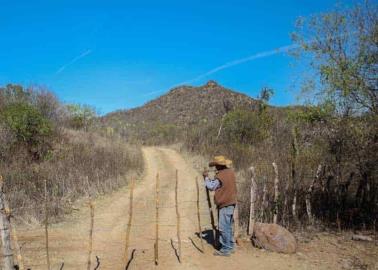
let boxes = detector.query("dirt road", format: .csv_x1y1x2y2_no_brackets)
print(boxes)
17,147,377,269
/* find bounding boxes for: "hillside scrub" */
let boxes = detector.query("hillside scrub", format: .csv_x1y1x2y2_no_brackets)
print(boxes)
183,101,377,232
101,80,260,145
0,85,143,223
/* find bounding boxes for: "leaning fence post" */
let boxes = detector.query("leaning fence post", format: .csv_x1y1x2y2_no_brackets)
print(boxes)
248,167,257,236
195,177,205,252
273,162,280,224
154,173,160,266
44,180,51,270
175,170,182,261
124,177,135,266
0,175,15,270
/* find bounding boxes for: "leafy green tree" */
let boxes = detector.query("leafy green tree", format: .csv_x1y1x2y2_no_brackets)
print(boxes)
0,84,31,105
149,122,178,144
292,1,378,115
222,109,270,145
66,104,97,131
291,1,378,227
1,102,53,158
217,87,274,146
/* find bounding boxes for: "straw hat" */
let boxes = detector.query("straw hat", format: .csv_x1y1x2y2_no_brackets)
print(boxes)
209,156,233,168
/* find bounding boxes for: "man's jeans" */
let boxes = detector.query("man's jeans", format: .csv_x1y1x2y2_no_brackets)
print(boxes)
218,205,235,254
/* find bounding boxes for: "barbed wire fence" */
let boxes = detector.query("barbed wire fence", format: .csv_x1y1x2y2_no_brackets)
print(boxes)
0,164,288,270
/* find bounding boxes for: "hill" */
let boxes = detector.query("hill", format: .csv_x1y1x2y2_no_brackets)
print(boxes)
104,80,260,126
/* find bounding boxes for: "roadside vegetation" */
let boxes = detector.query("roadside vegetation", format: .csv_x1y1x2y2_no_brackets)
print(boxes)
0,85,143,223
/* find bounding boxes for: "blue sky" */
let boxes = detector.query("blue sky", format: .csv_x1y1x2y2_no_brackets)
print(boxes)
0,0,357,114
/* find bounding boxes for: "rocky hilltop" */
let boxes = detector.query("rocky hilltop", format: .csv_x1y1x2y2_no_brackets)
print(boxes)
105,80,259,126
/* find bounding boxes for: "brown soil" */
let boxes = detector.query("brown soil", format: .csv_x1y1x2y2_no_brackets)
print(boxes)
16,147,378,269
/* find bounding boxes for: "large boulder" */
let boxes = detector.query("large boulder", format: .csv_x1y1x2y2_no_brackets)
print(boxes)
251,222,297,254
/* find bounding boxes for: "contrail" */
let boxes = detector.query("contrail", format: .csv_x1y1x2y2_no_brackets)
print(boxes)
142,29,357,98
181,44,298,85
179,31,356,85
142,43,297,97
142,90,165,97
55,49,93,75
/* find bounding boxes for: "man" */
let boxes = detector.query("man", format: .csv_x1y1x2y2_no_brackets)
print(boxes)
203,155,237,256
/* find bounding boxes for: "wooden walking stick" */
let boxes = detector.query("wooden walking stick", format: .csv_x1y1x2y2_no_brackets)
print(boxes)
175,170,182,262
124,177,135,266
203,168,218,248
154,173,160,266
0,175,15,270
195,177,205,252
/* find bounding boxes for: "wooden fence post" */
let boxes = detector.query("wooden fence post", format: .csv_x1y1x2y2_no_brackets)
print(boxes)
283,177,290,228
195,177,204,252
124,177,135,266
87,200,95,270
248,167,257,236
292,188,298,225
44,180,51,270
175,170,182,261
291,130,299,225
0,176,15,270
273,162,280,224
262,181,268,223
154,173,159,266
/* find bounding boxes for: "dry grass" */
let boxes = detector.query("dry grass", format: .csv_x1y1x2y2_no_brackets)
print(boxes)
1,129,143,225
